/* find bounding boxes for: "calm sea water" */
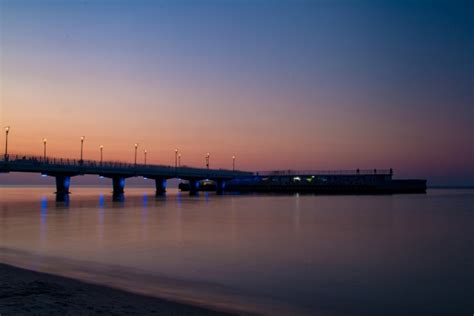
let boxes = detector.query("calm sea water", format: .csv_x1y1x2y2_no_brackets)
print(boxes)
0,187,473,315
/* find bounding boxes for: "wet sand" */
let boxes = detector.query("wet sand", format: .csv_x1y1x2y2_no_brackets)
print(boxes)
0,263,233,315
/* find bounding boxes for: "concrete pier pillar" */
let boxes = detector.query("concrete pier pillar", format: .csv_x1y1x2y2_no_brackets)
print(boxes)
55,193,70,204
112,177,125,195
188,179,199,195
216,180,225,195
55,175,71,195
155,178,167,195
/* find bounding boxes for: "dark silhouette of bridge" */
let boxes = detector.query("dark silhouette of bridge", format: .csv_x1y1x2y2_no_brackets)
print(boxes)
0,128,425,198
1,154,427,199
0,154,253,196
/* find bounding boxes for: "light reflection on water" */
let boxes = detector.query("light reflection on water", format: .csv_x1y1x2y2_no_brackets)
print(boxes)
40,196,47,247
0,187,473,315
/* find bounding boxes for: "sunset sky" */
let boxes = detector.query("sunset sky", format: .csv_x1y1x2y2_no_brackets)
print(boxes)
1,0,473,185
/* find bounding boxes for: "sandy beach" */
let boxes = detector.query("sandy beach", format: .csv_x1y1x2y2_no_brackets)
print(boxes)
0,263,233,315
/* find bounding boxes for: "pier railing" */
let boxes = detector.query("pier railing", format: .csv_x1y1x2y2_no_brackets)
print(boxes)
2,154,391,177
256,169,393,176
2,154,172,169
0,153,246,175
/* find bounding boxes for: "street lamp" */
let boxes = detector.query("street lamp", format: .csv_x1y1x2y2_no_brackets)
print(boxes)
178,153,181,167
134,143,139,166
80,136,85,163
144,149,147,166
4,126,10,160
100,145,103,165
206,152,210,169
43,138,47,161
232,155,235,171
174,148,178,168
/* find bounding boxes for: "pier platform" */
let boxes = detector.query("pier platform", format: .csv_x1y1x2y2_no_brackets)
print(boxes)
179,169,427,194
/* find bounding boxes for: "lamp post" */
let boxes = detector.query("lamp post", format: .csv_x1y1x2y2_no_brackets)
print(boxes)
178,153,181,167
206,152,210,169
174,148,178,169
100,145,103,165
43,138,47,161
4,126,10,160
232,155,235,171
80,136,85,163
144,149,147,166
134,143,139,166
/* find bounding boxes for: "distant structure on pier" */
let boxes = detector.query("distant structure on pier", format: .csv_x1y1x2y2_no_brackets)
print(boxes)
180,169,427,194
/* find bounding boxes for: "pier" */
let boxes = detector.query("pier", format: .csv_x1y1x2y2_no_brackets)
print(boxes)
1,155,427,196
0,127,428,197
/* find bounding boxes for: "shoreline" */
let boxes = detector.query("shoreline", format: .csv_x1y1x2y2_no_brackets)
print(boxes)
0,263,234,315
0,247,304,316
